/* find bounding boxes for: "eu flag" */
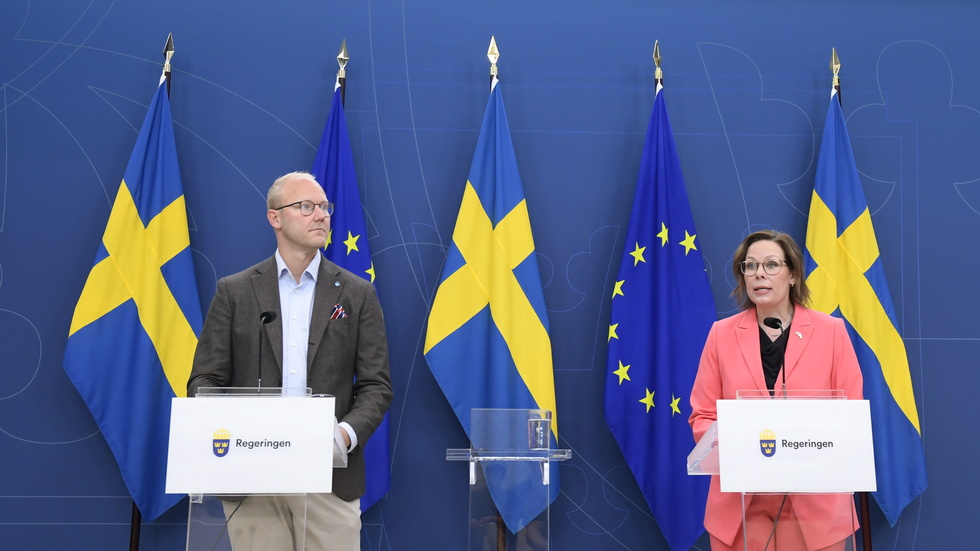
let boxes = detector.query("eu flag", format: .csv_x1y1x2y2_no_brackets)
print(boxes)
311,78,391,512
604,82,715,551
804,87,928,525
63,74,202,522
424,79,558,533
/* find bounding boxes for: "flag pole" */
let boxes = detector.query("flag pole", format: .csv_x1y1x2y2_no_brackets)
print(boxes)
487,39,504,551
831,47,842,105
487,36,499,90
653,40,663,88
129,34,175,551
831,46,871,551
129,502,141,551
129,29,168,544
162,33,174,95
337,39,349,107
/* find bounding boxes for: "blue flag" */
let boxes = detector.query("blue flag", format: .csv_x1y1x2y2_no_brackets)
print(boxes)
311,79,391,512
424,79,559,533
804,88,928,525
63,75,202,522
604,83,715,551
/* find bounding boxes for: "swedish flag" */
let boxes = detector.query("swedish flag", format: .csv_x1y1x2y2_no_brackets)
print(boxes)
424,79,558,533
63,74,202,521
804,87,928,525
604,82,714,550
311,78,390,512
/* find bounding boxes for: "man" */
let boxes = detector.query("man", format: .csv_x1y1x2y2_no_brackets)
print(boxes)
188,171,392,550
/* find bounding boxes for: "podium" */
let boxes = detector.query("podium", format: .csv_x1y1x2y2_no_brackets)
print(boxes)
688,390,876,551
447,409,571,551
166,387,348,551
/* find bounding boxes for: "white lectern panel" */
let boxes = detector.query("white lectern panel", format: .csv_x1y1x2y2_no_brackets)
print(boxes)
166,396,335,494
717,399,876,493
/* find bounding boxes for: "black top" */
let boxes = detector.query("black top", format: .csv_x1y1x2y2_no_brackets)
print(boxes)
759,323,790,392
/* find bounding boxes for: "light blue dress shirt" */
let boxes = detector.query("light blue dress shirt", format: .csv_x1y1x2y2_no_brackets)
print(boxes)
274,251,357,452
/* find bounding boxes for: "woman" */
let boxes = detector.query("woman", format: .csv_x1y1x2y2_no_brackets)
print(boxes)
689,230,864,551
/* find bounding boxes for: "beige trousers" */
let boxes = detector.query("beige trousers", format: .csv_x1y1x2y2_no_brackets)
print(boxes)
222,493,361,551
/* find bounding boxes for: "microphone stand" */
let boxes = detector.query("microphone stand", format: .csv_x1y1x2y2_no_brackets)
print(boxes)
258,311,277,392
763,317,787,398
762,316,789,550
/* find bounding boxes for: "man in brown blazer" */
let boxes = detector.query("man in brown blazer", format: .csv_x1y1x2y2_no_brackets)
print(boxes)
188,171,392,551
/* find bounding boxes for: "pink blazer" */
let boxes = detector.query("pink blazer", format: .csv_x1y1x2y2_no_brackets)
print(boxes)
689,305,864,548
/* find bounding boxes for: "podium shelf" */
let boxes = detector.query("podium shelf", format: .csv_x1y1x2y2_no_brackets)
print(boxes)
446,449,572,462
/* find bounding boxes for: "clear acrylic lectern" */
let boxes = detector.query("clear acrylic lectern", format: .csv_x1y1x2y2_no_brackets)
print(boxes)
447,408,571,551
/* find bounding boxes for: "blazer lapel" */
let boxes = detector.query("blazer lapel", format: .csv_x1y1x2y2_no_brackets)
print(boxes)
783,304,812,381
308,257,343,369
735,309,768,392
251,258,284,372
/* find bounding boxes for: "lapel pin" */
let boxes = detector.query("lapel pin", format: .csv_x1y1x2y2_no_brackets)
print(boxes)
334,281,340,287
795,331,803,339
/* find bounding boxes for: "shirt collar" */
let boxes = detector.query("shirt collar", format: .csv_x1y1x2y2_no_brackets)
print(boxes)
274,249,321,283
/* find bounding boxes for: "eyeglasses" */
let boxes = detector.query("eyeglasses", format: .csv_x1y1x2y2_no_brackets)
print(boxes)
273,200,334,217
740,259,786,276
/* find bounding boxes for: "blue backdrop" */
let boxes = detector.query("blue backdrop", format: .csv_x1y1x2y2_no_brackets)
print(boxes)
1,0,974,548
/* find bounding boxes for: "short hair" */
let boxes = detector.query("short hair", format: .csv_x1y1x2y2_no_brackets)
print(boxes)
267,171,320,210
730,229,810,310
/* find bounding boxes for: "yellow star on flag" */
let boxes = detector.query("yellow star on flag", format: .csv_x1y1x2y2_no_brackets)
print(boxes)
343,231,360,255
612,280,625,299
670,394,682,416
657,222,669,246
608,323,619,342
639,388,655,413
613,360,630,384
680,230,697,255
629,242,646,266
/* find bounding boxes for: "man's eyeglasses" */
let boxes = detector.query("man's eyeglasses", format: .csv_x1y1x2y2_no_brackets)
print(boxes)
740,259,786,276
273,200,335,217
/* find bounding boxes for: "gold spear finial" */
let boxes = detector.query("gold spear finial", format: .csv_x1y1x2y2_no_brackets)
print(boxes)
831,47,840,88
162,33,174,75
487,36,499,84
653,40,662,83
162,33,174,92
337,39,349,80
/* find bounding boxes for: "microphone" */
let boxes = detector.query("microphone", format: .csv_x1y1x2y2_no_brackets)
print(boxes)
761,316,789,548
258,311,277,391
763,317,787,397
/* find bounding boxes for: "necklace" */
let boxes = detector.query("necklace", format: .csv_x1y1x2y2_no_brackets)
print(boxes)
759,318,787,340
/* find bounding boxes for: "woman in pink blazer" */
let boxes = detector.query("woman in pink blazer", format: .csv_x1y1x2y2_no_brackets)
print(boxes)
689,230,864,551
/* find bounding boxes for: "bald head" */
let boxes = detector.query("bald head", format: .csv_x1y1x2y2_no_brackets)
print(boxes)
267,171,322,210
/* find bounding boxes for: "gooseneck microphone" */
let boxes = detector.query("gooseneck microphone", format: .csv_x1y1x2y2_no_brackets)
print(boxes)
260,311,277,324
763,317,787,397
762,316,790,551
258,311,277,391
